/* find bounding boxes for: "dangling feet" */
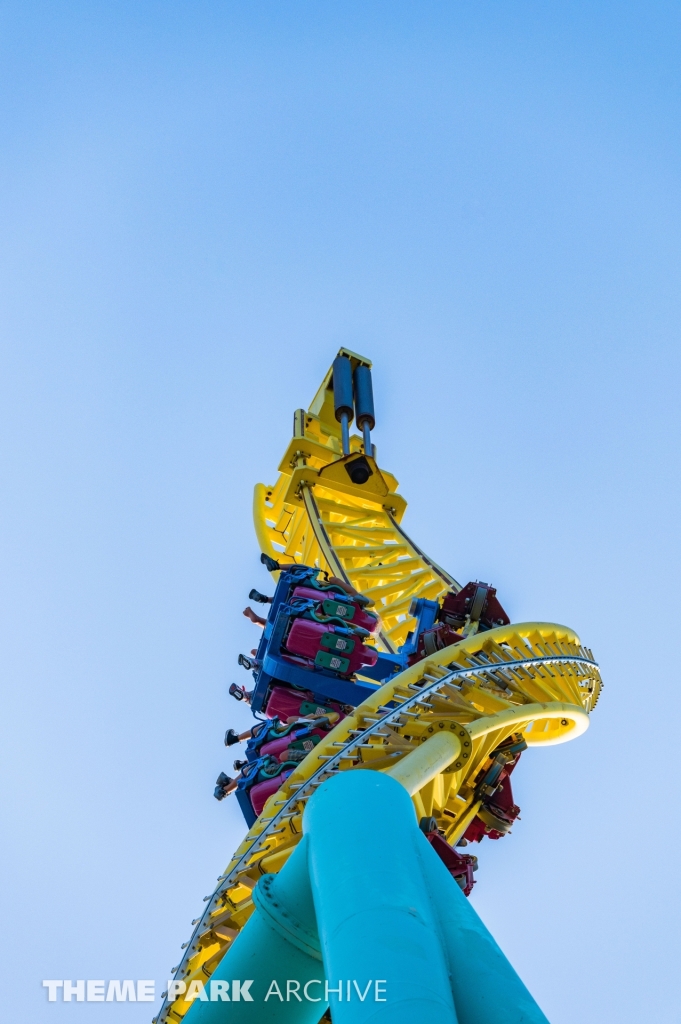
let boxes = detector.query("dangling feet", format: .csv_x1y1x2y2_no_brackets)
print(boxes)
249,588,272,604
260,552,280,572
228,682,252,703
243,606,267,627
224,728,241,747
214,772,235,801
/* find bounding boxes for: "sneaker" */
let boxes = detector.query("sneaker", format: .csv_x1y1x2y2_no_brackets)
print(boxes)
260,553,280,572
228,682,253,704
213,772,233,801
224,728,240,747
249,588,270,603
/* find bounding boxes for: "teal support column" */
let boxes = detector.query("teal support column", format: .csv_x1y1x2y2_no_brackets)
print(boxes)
416,828,550,1024
185,836,327,1024
185,769,549,1024
304,769,459,1024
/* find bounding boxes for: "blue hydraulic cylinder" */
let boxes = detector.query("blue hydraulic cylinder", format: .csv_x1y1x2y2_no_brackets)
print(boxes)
333,355,354,455
304,770,459,1024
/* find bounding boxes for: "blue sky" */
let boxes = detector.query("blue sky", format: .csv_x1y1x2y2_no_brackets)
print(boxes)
1,2,680,1021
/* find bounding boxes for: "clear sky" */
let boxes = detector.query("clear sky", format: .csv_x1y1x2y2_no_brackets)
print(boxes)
1,2,680,1022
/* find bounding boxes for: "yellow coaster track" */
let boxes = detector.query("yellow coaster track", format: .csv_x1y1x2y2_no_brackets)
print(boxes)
156,351,602,1024
253,350,458,653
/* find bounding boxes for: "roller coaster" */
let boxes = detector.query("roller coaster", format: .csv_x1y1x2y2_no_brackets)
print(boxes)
154,350,601,1024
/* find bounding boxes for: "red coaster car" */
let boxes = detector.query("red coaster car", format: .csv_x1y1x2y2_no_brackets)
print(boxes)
285,617,378,676
259,724,330,761
290,586,379,634
264,684,346,724
249,770,294,817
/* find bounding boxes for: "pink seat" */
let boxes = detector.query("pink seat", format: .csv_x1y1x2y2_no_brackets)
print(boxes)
290,586,379,633
250,770,293,817
285,618,378,675
264,685,345,723
260,726,327,761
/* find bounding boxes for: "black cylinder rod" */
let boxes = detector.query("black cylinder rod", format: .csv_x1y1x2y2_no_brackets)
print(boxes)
354,363,375,456
333,355,354,455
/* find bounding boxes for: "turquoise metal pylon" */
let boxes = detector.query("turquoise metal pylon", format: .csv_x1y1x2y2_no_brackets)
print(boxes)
185,771,549,1024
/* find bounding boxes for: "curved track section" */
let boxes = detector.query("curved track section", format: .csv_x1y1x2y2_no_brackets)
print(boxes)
253,355,459,652
157,624,601,1023
155,351,602,1024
